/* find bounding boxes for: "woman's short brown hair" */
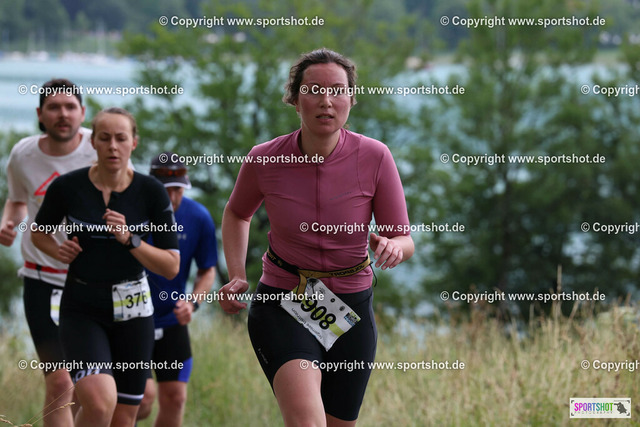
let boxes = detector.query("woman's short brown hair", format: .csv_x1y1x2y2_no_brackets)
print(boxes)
91,107,138,139
283,48,358,106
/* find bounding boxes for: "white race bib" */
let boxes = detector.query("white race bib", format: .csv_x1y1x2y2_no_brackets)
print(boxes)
280,278,361,351
112,276,153,322
50,288,62,326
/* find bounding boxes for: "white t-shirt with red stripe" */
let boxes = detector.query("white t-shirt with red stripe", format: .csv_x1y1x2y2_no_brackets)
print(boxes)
7,127,96,287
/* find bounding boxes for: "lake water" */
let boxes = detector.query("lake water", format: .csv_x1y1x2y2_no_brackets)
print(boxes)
0,53,618,134
0,53,138,133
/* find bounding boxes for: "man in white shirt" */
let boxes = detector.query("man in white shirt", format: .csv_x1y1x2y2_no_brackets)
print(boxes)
0,78,96,427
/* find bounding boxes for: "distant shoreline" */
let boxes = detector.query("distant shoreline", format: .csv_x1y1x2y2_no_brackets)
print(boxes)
0,48,625,66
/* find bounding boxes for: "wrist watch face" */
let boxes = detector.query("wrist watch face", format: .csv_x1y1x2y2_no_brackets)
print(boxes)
130,234,141,249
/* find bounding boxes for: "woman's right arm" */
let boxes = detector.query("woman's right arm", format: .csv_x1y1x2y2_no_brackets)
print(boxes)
219,202,252,314
31,177,80,263
31,232,82,264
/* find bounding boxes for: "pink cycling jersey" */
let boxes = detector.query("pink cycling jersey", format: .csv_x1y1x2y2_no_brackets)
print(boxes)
228,128,410,293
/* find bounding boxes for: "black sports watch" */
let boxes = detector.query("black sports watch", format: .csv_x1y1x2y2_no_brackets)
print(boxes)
192,301,200,312
125,233,142,250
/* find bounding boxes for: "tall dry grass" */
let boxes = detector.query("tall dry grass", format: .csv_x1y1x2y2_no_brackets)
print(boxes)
2,300,640,426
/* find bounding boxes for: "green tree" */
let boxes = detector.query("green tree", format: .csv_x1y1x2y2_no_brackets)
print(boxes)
119,0,417,298
0,0,70,51
0,0,27,49
408,0,640,315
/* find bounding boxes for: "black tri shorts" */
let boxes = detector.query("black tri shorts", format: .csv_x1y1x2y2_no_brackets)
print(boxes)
23,277,65,373
59,274,154,406
247,281,377,422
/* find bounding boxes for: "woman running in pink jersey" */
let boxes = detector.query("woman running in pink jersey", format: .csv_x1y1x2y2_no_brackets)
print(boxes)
219,48,414,426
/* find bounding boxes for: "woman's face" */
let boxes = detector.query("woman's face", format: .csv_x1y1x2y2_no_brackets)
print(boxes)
295,62,353,141
91,113,137,171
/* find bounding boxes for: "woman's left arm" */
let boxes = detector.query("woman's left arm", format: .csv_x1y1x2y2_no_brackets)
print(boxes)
128,240,180,279
369,145,414,270
369,233,414,270
103,208,180,279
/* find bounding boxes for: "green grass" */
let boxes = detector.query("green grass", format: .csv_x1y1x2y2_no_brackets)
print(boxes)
2,302,640,426
0,325,46,426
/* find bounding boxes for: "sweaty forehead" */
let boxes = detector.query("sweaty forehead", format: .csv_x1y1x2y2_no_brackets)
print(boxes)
301,63,349,85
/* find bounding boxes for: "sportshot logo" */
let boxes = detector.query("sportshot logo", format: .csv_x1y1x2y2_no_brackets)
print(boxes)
570,398,631,419
299,84,465,97
299,359,465,372
298,222,465,234
160,15,324,28
440,15,606,29
439,153,606,166
440,290,605,303
157,290,323,304
582,360,640,373
18,359,183,373
18,84,184,97
581,221,640,235
25,221,184,235
159,152,324,166
580,84,640,97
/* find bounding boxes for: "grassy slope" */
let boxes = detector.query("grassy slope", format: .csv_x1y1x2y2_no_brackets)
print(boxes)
2,303,640,426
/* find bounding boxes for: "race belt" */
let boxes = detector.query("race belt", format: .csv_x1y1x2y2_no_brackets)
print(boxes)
266,246,371,295
24,261,68,275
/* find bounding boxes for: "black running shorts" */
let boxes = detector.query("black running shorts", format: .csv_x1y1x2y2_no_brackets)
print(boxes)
151,323,193,383
248,282,377,421
23,277,65,374
60,275,154,406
